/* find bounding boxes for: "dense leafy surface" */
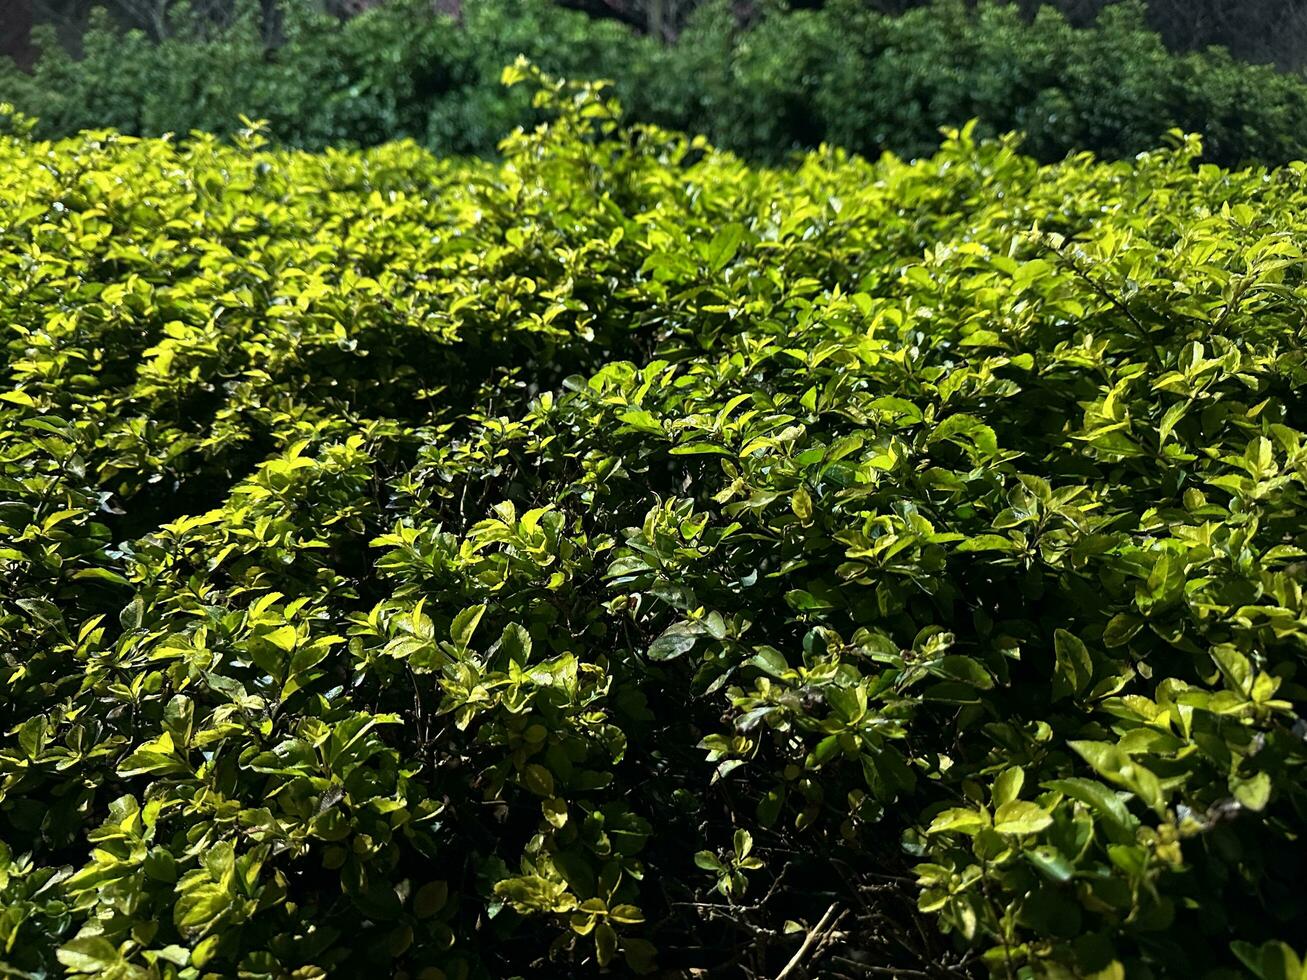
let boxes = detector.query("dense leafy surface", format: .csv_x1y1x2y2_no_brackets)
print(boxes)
3,74,1307,978
7,0,1307,168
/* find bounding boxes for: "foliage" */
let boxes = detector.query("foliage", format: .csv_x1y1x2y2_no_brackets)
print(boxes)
3,64,1307,978
7,0,1307,167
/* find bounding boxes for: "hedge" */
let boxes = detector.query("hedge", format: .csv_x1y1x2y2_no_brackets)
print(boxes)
2,66,1307,977
5,0,1307,167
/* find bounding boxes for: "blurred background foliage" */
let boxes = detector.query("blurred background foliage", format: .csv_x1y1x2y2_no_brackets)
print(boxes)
3,0,1307,166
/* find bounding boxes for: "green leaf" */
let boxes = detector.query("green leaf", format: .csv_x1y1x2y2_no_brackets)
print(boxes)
648,620,705,661
993,800,1053,835
694,851,725,872
791,485,813,522
1102,613,1144,648
175,882,232,935
415,880,449,918
618,409,664,435
1025,844,1075,883
931,413,999,457
956,534,1018,553
992,767,1024,807
71,567,131,587
499,622,533,666
703,223,746,272
542,797,569,828
450,604,486,651
1044,777,1137,841
522,763,555,797
57,937,122,974
1211,643,1252,695
1069,741,1163,814
935,654,994,690
1232,940,1305,980
1231,771,1272,812
0,390,36,408
749,646,789,677
868,396,924,424
595,921,618,967
669,442,732,456
927,807,989,835
119,595,146,631
1053,628,1093,700
264,624,299,653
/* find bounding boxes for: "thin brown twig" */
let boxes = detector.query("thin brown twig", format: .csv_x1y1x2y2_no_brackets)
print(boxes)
809,907,849,964
830,957,932,978
774,902,839,980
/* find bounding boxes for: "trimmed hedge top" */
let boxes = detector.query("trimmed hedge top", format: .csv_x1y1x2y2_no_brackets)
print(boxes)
2,69,1307,978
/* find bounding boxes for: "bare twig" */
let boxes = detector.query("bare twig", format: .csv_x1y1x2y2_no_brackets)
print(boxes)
809,907,848,964
830,958,932,978
774,902,839,980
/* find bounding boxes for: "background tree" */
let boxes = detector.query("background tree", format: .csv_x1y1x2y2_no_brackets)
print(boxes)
16,0,1307,67
0,0,36,70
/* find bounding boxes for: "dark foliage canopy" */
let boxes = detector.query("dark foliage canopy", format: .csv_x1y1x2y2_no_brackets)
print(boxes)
6,0,1307,168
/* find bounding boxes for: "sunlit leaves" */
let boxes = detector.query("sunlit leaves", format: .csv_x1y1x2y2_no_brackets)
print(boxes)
1,62,1306,980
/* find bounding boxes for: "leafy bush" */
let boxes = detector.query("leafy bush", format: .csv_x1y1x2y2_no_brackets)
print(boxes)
4,69,1307,977
7,0,1307,167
